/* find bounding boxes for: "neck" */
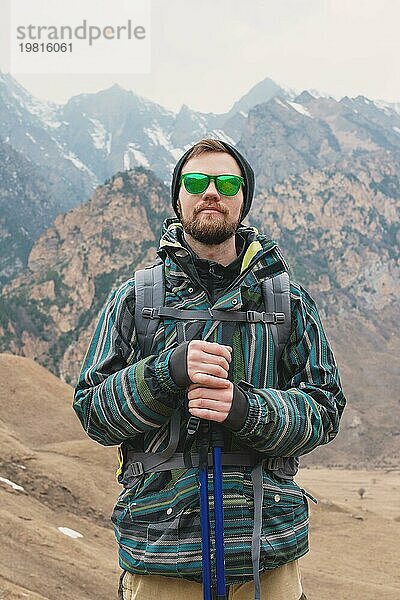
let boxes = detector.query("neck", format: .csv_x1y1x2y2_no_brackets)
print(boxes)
183,233,238,266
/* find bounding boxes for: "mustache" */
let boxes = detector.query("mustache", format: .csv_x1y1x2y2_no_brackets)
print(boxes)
193,204,228,217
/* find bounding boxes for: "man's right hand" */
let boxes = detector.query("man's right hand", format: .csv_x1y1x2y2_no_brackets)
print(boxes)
187,340,232,388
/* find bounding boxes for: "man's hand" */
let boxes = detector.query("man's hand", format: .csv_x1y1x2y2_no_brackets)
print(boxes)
188,381,234,423
187,340,232,388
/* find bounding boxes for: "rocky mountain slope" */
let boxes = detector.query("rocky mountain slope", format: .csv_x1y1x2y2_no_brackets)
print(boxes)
1,167,172,381
251,151,399,324
238,92,400,188
0,140,58,286
2,71,400,290
250,151,399,468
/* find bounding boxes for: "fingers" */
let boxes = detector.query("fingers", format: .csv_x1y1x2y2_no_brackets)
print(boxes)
189,340,232,364
188,386,227,400
189,372,231,388
188,407,228,423
189,353,230,375
187,382,233,423
194,362,229,379
187,340,232,384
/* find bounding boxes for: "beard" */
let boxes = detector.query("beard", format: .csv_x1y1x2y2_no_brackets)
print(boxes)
178,202,240,245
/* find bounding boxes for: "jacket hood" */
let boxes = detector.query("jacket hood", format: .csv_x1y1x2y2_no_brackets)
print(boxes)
170,141,255,222
157,218,289,279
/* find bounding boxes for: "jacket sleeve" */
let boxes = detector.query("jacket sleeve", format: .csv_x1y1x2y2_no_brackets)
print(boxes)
233,284,346,457
73,279,185,446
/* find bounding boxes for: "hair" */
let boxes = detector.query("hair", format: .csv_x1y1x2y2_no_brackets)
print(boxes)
181,138,229,167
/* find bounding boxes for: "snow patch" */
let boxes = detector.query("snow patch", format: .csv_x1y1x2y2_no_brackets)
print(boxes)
144,126,187,162
28,101,62,128
2,73,62,128
123,150,130,170
64,152,92,173
373,100,391,115
124,144,150,169
144,125,171,148
274,98,288,109
89,118,112,154
58,527,83,539
25,132,37,144
287,101,313,118
239,110,248,118
211,129,236,145
0,476,24,492
374,99,400,116
393,126,400,135
308,88,337,100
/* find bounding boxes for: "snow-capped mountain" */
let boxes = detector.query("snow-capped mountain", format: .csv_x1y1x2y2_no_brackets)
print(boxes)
1,71,400,289
238,91,400,188
0,73,96,207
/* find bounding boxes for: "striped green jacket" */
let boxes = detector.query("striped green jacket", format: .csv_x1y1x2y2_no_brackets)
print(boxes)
73,219,346,584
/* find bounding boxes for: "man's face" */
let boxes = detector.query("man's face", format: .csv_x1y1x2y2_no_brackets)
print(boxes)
177,152,244,245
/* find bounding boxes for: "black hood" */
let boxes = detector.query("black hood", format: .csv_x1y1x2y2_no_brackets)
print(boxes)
170,140,255,222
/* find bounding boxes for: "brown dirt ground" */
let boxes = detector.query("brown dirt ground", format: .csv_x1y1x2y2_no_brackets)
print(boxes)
298,467,400,599
1,354,399,599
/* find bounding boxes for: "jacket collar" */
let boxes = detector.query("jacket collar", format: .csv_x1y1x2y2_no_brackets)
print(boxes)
158,218,288,273
157,218,289,304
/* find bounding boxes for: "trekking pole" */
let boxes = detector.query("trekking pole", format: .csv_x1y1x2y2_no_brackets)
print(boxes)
198,421,212,600
197,320,227,599
211,424,227,600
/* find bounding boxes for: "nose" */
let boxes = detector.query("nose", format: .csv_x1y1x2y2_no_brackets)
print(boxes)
202,179,220,199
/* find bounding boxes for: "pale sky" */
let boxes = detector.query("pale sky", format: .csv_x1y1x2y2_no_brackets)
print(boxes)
1,0,399,113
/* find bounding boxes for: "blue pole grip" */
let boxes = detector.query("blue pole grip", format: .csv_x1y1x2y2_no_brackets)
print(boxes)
213,445,226,598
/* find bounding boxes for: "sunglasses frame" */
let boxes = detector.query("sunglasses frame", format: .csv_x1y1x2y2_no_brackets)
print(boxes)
180,172,245,196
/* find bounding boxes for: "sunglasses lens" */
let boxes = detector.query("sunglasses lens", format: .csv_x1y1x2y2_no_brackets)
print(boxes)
216,175,242,196
183,173,209,194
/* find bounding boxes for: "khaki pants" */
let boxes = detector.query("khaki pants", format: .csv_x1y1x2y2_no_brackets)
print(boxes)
118,560,306,600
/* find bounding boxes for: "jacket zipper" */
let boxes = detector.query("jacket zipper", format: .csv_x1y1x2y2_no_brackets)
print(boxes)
164,242,279,306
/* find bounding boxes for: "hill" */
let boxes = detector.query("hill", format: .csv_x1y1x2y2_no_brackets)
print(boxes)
0,354,399,599
0,353,119,599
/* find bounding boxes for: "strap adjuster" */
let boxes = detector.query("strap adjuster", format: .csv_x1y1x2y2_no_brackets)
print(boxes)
263,457,285,470
274,313,285,324
246,310,262,323
129,461,145,476
187,416,200,436
142,307,158,319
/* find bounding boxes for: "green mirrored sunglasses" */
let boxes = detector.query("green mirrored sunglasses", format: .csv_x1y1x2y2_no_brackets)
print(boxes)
180,172,245,196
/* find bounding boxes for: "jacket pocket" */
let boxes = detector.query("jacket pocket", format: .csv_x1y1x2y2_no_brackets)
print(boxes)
259,477,309,569
112,469,199,576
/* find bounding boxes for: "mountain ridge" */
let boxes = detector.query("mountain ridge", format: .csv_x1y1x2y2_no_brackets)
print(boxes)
1,71,400,288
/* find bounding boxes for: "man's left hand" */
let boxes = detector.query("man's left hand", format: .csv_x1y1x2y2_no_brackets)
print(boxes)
187,382,233,422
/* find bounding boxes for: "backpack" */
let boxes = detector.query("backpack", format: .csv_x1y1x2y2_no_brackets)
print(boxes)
117,260,299,481
134,261,291,367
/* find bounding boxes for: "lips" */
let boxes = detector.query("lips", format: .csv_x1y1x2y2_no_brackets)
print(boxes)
198,206,224,214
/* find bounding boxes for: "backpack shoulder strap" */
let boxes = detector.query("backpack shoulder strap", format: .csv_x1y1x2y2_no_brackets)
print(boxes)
134,261,165,357
262,271,291,365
